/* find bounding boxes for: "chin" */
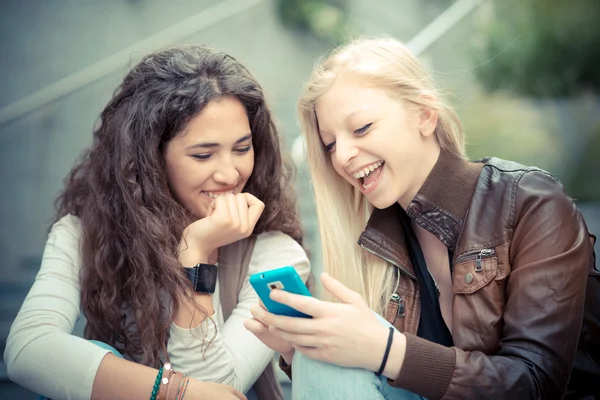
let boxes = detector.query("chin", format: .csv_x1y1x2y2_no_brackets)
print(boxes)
367,195,397,210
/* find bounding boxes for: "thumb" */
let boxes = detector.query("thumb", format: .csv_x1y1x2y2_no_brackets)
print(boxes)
321,272,366,307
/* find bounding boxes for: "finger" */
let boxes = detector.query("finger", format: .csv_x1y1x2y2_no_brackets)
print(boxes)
242,192,261,206
294,345,323,362
261,309,320,334
321,272,365,306
235,193,249,233
243,318,269,334
206,200,217,218
242,193,264,227
269,326,320,347
269,289,328,317
225,194,240,226
212,195,230,220
249,304,268,322
228,387,247,400
234,390,247,400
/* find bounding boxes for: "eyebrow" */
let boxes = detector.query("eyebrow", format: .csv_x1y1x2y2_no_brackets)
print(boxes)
186,133,252,150
318,107,370,136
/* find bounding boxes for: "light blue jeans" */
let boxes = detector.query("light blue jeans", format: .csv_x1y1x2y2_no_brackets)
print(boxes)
290,313,426,400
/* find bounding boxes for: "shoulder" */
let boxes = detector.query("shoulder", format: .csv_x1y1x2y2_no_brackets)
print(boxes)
249,231,310,279
475,157,571,214
47,214,83,247
479,159,585,245
254,231,303,251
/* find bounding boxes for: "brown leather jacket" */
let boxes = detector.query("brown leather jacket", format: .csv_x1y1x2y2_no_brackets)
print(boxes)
358,151,599,399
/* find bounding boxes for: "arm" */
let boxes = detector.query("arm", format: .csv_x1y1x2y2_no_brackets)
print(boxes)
4,216,246,400
4,215,113,399
169,232,309,392
221,232,309,392
4,216,165,399
390,171,593,399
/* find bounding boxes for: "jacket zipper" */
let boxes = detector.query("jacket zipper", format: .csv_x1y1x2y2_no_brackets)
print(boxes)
390,292,405,317
358,240,417,280
455,249,495,272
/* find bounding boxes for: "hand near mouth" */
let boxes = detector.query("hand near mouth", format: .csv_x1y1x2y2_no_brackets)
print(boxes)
178,193,265,266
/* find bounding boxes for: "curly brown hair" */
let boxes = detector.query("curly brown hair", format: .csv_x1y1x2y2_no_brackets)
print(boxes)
54,45,303,366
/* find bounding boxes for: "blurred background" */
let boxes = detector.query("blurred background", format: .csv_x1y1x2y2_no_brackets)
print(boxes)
0,0,598,398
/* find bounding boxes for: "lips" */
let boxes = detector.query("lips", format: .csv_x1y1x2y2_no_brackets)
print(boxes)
361,162,384,189
352,160,384,180
201,190,235,199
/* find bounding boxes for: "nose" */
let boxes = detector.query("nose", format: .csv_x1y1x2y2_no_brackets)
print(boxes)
333,136,359,169
212,157,240,186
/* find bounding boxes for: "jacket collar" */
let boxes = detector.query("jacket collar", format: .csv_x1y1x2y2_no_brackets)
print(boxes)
358,150,484,270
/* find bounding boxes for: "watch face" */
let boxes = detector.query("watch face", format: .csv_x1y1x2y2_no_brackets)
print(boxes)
198,265,217,285
194,264,217,293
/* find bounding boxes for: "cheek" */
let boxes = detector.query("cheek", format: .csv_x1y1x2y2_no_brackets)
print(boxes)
332,160,356,185
240,152,255,181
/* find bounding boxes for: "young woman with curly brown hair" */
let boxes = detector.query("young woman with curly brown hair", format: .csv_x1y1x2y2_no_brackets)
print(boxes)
4,45,309,400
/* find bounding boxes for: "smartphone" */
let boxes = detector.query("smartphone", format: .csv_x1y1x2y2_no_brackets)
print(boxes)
249,266,312,318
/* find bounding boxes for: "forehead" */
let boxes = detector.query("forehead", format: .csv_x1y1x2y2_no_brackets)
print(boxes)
182,96,250,139
315,76,394,122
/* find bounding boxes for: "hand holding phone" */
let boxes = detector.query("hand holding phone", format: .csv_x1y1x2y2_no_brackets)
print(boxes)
249,266,312,318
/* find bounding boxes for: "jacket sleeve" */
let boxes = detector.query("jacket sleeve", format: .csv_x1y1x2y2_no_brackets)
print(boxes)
390,170,593,399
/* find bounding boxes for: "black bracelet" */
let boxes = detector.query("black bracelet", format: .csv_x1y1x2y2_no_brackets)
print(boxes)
376,326,395,376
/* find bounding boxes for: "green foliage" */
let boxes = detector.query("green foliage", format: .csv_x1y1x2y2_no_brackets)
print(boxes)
474,0,600,98
566,123,600,201
275,0,352,43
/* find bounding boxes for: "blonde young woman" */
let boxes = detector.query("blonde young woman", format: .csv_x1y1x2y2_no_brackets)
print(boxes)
245,37,599,399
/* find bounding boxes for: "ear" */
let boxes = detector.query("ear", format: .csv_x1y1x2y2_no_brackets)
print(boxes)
418,106,438,138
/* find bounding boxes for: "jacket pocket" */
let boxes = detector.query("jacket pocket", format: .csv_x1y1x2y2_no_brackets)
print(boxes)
452,250,505,351
453,249,498,294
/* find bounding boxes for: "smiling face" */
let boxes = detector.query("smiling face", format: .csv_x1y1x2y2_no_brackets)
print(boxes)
164,96,254,219
315,74,439,209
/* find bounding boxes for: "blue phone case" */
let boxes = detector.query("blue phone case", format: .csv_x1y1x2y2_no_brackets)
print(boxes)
249,266,312,318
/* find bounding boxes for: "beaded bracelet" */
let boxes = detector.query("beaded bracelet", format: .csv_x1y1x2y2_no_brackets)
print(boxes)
149,366,164,400
157,362,173,400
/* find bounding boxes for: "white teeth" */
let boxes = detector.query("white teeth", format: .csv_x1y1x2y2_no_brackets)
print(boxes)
203,191,234,199
352,161,383,179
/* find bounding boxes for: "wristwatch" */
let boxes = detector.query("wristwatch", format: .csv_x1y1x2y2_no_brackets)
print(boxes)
184,263,218,294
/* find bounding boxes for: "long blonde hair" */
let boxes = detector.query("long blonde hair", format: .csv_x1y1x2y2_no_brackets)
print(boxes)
299,37,466,313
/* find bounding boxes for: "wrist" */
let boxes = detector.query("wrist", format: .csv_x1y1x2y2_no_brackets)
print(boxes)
178,247,209,267
382,331,406,380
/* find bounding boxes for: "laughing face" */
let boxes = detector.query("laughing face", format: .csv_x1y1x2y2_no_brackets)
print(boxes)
315,75,439,209
164,96,254,219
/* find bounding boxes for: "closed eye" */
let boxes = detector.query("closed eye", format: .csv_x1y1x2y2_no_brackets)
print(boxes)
324,141,336,153
234,145,252,154
354,123,372,136
191,154,211,160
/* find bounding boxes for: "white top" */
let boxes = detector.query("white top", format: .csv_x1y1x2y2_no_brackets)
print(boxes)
4,215,310,400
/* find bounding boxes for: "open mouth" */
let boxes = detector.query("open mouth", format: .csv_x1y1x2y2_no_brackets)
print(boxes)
353,160,385,189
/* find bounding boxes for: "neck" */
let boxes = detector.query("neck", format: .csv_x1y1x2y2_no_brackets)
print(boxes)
398,142,441,209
